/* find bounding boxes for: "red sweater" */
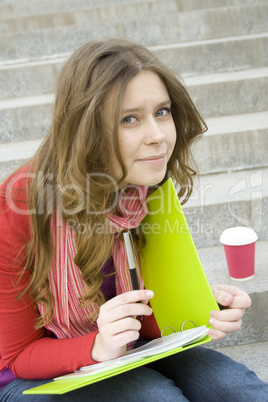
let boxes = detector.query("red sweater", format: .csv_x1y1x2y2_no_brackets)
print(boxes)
0,171,159,381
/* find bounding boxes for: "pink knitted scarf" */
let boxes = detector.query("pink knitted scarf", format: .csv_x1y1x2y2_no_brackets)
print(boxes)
107,185,148,294
37,185,148,339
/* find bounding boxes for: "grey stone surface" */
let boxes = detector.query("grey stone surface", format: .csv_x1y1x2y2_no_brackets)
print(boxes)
210,292,268,347
198,241,268,294
198,241,268,348
0,138,42,162
0,101,53,143
0,0,267,19
1,154,267,248
0,4,268,60
0,1,197,33
1,70,267,144
213,342,268,383
193,124,268,174
0,0,268,390
185,69,268,118
0,57,64,99
198,241,268,347
0,109,266,177
0,0,267,253
154,33,268,77
0,159,25,182
1,142,267,251
1,33,268,100
183,167,268,247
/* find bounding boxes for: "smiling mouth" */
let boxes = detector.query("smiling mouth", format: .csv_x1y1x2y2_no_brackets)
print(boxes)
138,155,166,164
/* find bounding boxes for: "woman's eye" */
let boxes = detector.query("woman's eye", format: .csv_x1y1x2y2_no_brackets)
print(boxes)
122,115,136,124
156,107,170,117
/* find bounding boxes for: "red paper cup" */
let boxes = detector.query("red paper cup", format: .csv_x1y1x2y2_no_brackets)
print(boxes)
220,227,258,280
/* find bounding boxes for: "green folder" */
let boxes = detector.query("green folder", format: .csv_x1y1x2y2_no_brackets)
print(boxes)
140,178,219,334
23,178,219,395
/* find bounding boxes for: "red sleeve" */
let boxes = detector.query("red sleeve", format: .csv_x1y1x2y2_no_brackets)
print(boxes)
0,171,98,379
139,304,161,340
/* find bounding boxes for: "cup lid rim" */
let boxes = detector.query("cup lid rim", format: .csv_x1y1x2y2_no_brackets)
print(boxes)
220,226,258,246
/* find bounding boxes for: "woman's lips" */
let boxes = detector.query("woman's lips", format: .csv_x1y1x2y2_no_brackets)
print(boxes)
138,155,166,165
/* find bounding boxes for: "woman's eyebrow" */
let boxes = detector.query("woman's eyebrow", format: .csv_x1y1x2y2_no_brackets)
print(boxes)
122,99,171,114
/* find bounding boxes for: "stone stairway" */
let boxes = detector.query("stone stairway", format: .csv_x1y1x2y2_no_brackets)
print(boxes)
0,0,267,383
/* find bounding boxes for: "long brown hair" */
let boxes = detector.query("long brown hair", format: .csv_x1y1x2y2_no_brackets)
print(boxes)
6,38,207,327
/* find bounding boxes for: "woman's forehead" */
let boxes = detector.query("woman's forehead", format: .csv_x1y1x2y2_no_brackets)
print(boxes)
102,71,169,116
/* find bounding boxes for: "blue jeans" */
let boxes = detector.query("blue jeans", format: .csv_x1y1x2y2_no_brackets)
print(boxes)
0,347,267,401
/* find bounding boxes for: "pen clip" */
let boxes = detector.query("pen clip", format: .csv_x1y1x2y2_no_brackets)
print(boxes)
123,230,136,268
128,231,136,262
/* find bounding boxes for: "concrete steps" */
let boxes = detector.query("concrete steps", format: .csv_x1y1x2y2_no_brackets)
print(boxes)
154,32,268,76
1,67,267,142
0,95,53,144
0,0,267,381
2,0,241,33
1,110,266,176
0,3,267,60
1,0,267,20
184,167,268,246
198,240,268,383
194,112,268,174
2,32,268,100
185,67,268,118
0,0,267,249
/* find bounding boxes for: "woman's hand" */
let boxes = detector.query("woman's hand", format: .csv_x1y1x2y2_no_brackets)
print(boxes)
208,284,251,340
91,290,154,362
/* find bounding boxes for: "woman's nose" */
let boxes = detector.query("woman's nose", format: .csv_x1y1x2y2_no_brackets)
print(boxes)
144,118,166,144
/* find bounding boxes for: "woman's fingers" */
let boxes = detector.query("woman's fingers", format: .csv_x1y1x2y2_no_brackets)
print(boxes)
209,284,251,340
92,290,154,362
97,290,154,326
210,307,245,322
102,290,154,312
208,308,244,340
101,316,142,346
212,284,251,309
209,317,242,334
208,328,227,340
98,302,152,326
99,315,142,338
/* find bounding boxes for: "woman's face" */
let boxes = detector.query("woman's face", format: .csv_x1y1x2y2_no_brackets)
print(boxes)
103,70,177,187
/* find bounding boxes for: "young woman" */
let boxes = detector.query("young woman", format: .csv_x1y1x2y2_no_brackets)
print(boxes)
0,38,267,401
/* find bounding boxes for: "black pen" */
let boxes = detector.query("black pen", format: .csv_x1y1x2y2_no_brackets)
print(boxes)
123,230,140,291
